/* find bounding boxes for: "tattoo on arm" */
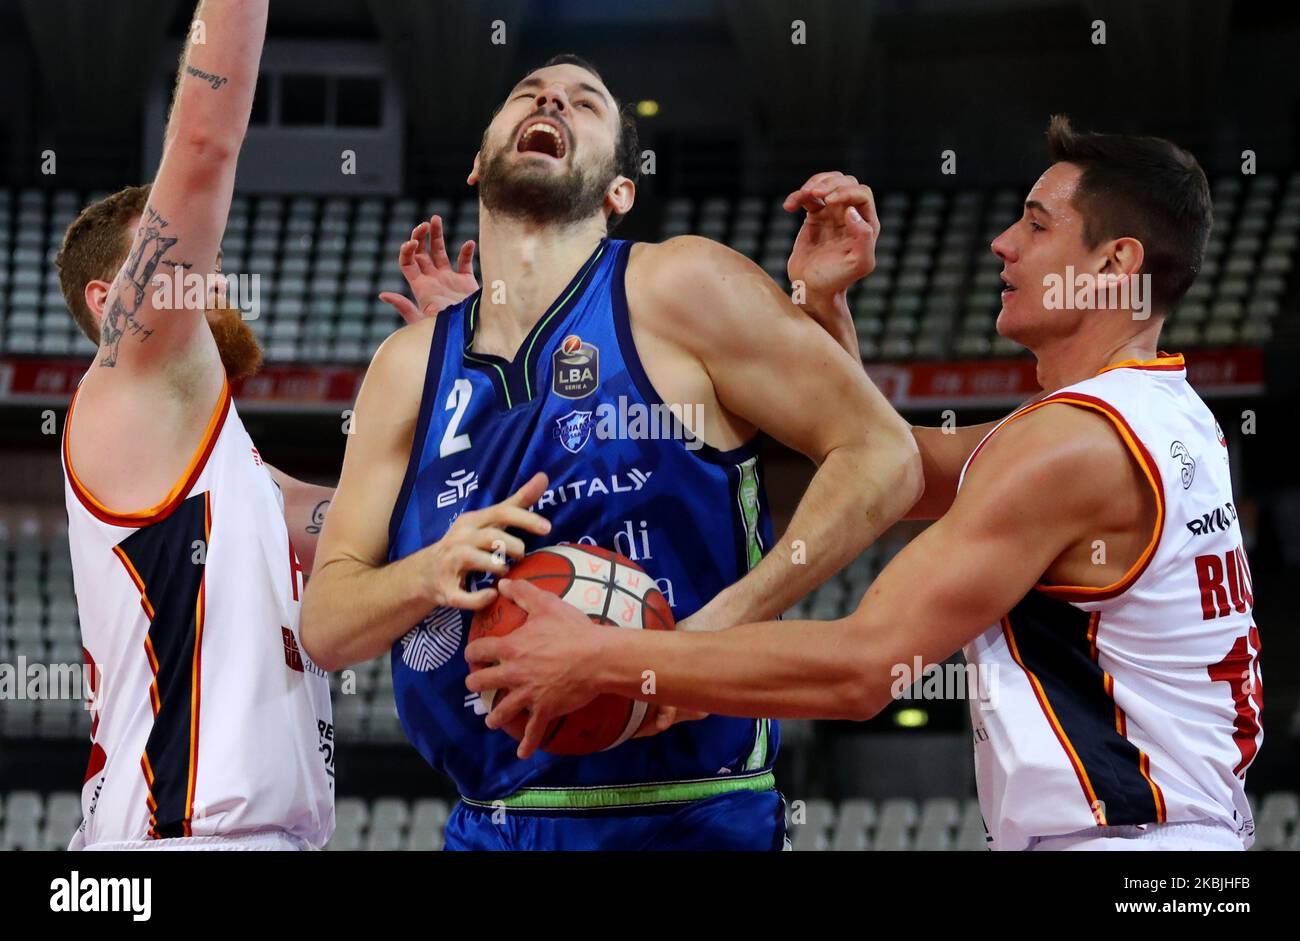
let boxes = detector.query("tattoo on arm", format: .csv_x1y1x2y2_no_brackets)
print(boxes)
306,500,331,536
185,65,228,91
98,217,178,367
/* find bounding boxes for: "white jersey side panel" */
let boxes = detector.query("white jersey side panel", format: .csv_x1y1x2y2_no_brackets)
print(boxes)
959,355,1261,850
62,381,334,849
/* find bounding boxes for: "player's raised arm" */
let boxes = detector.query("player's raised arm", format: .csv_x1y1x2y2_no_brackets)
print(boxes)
782,171,1043,522
466,403,1129,751
630,236,923,631
299,323,552,672
90,0,265,380
783,171,882,361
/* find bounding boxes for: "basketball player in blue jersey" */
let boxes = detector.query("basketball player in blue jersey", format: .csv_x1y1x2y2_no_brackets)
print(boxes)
301,55,923,850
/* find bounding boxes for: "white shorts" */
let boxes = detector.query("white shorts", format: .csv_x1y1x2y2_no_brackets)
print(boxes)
1027,820,1244,851
80,831,313,851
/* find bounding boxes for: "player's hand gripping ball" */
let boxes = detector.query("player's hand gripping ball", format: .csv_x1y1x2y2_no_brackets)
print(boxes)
468,544,674,755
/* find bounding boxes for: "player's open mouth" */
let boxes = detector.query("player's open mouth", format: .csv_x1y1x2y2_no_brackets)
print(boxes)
1000,273,1017,296
517,119,567,159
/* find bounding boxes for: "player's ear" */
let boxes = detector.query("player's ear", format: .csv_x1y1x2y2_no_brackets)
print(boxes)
468,152,482,186
83,279,112,321
606,176,635,219
1107,236,1145,278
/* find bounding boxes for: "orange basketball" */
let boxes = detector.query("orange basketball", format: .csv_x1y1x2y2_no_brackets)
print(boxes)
469,543,675,755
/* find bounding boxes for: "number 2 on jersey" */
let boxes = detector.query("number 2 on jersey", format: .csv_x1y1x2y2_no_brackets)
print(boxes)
440,378,472,458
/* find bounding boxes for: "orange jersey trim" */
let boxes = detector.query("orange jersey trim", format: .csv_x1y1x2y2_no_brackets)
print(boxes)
64,379,230,528
183,491,211,837
112,544,157,621
143,635,162,716
1088,612,1168,822
1001,616,1104,822
1096,352,1185,375
140,753,160,839
968,392,1165,603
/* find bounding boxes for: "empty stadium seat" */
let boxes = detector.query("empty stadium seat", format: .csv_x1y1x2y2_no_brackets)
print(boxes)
0,787,1292,851
789,797,835,851
871,798,918,851
829,798,875,851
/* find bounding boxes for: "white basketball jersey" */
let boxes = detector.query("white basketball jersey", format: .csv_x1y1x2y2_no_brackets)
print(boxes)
958,354,1262,850
62,379,335,849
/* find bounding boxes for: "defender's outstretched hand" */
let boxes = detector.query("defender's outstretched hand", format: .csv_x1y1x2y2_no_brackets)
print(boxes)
465,578,605,758
785,171,881,295
784,172,881,347
379,214,479,324
465,578,706,759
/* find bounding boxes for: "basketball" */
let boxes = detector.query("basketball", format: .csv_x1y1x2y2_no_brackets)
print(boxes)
469,544,675,755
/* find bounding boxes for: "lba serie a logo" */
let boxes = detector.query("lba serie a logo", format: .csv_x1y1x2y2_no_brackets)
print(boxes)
552,334,599,399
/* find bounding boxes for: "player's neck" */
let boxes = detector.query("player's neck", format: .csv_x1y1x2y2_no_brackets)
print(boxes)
1031,317,1164,393
473,209,606,358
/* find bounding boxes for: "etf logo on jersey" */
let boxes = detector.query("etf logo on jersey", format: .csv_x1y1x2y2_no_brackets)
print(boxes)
552,334,599,398
437,469,479,508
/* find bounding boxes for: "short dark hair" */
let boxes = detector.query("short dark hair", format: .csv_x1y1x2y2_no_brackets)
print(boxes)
55,183,152,345
534,54,641,230
1046,114,1212,315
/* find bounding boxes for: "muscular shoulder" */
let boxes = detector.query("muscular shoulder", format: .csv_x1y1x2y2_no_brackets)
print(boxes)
368,317,435,382
626,236,795,343
357,318,437,418
630,236,752,288
961,401,1149,529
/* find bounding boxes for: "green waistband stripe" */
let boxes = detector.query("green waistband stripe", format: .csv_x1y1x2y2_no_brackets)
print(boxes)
463,770,776,811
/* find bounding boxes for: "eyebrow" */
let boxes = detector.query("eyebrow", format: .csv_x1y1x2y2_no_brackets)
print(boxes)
1024,199,1052,217
513,76,612,108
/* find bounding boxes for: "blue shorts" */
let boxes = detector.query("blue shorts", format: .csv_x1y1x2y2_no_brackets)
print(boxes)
444,788,787,851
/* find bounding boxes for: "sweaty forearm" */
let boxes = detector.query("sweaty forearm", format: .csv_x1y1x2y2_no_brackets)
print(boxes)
592,615,876,720
300,553,434,672
799,291,861,364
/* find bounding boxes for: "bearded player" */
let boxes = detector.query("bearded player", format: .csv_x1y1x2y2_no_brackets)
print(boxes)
472,119,1263,851
300,55,921,850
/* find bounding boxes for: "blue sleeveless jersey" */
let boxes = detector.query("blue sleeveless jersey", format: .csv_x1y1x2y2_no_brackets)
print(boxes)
387,239,779,806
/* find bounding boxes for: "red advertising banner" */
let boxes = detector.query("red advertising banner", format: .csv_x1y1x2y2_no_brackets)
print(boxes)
0,347,1266,412
0,358,366,412
864,347,1265,408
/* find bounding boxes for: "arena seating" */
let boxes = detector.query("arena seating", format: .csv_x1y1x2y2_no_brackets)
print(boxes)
0,521,898,746
1,173,1295,365
3,788,1296,851
1,520,1297,850
0,519,902,746
0,522,894,748
0,518,410,745
1,167,1296,850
